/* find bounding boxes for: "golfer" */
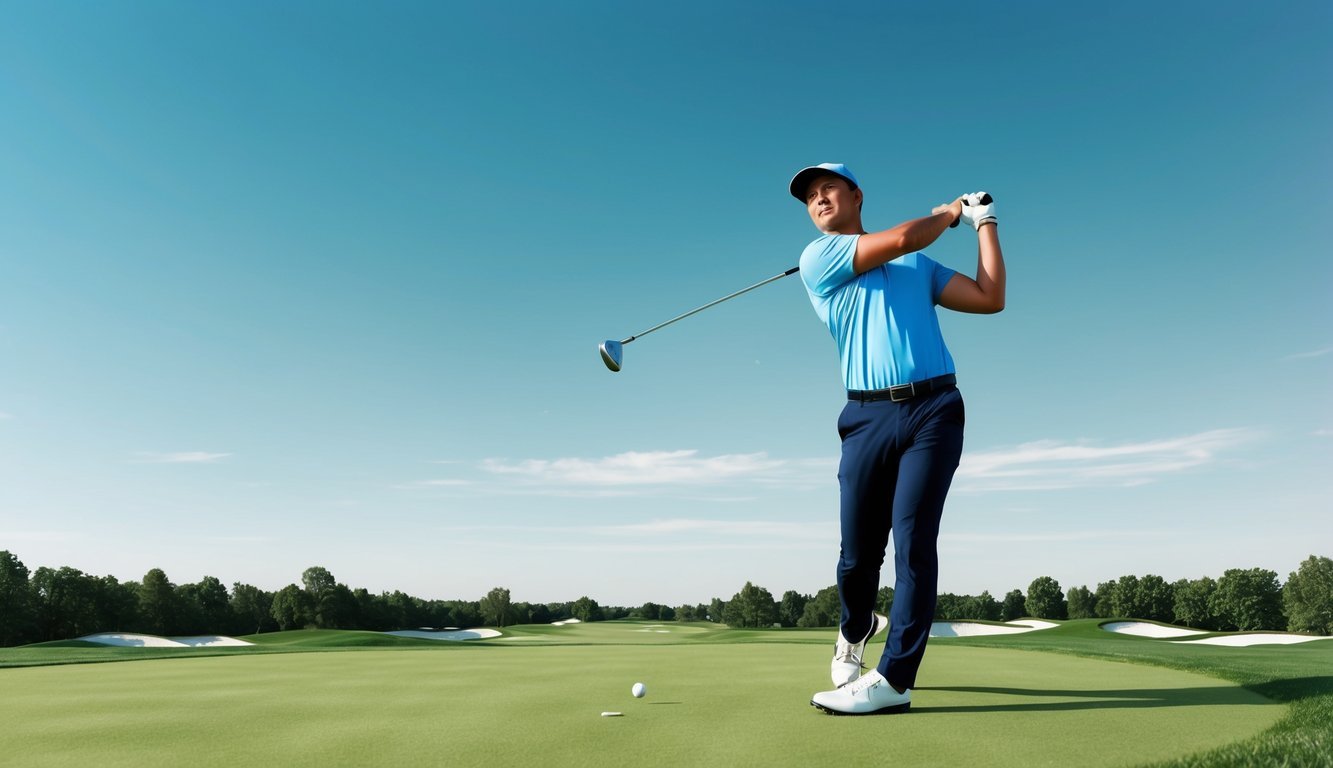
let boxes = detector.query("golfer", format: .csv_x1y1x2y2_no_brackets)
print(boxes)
790,163,1005,715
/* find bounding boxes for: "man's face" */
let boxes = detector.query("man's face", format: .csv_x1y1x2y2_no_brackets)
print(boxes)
804,175,861,233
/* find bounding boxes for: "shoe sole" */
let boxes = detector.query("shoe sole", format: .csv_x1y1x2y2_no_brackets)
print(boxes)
809,699,910,716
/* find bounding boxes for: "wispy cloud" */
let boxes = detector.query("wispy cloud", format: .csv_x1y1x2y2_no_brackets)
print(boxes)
433,517,831,552
1283,346,1332,361
132,451,231,464
955,428,1257,491
404,450,833,497
0,411,12,420
395,478,472,489
942,529,1171,544
479,450,787,486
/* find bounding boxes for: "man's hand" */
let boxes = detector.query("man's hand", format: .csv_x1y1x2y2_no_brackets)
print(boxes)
934,197,964,228
959,192,996,231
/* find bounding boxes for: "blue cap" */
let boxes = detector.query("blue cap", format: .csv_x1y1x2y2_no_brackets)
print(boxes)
789,163,859,202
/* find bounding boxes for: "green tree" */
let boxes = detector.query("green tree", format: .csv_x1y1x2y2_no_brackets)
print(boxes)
965,591,1002,621
876,586,895,616
674,604,698,622
231,583,273,634
1211,568,1285,631
934,593,966,621
32,566,100,641
1066,585,1096,619
300,566,345,628
1284,555,1333,634
137,568,179,636
1026,577,1066,619
0,551,35,646
778,591,808,628
708,597,726,623
1138,574,1175,623
722,582,777,628
1093,580,1117,617
1000,589,1026,621
480,587,513,627
1110,575,1144,618
797,586,840,628
571,596,602,622
1173,577,1218,630
94,575,141,633
271,584,311,630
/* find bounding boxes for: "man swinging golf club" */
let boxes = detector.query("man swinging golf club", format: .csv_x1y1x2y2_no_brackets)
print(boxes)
792,163,1005,715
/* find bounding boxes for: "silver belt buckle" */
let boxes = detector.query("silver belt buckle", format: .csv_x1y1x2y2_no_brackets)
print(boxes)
889,382,915,402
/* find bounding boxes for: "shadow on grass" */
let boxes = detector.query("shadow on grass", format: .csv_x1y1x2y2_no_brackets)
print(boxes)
1243,676,1333,703
914,683,1280,714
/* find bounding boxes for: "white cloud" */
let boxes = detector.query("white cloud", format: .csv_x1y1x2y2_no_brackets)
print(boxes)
478,450,798,487
433,517,831,552
0,411,12,419
942,529,1171,544
1282,346,1332,361
395,478,472,489
954,428,1257,491
132,451,231,464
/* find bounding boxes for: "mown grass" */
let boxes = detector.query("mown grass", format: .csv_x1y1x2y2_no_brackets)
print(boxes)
944,619,1333,768
1,619,1328,767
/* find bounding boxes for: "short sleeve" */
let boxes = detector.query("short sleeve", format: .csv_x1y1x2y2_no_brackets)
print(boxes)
799,234,860,298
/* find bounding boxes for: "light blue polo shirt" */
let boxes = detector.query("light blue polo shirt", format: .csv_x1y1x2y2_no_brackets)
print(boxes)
799,234,957,391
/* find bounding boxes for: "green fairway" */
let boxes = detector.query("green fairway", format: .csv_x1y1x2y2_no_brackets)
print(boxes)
2,620,1320,767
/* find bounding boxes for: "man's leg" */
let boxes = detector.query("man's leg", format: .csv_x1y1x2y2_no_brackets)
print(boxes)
877,389,965,691
836,401,895,645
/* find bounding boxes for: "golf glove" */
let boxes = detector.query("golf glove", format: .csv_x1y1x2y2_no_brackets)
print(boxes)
959,192,996,231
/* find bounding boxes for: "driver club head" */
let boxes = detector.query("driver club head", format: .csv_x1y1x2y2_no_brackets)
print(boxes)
599,340,623,372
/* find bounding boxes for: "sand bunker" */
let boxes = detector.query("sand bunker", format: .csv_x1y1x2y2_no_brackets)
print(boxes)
384,629,501,641
1174,633,1333,647
550,619,582,626
1101,621,1332,646
929,620,1058,638
79,633,253,648
1102,621,1207,638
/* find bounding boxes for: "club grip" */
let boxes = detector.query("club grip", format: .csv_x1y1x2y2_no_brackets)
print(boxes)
948,193,994,227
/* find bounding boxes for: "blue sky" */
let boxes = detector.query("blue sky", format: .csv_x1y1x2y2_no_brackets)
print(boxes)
2,2,1329,608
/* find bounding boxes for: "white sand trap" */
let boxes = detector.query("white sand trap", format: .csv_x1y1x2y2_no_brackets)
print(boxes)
173,635,254,647
79,633,253,648
1102,621,1208,639
1174,633,1333,647
385,629,501,641
550,619,582,626
929,621,1057,638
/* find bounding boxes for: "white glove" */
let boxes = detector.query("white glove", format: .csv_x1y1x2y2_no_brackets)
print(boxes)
959,192,996,231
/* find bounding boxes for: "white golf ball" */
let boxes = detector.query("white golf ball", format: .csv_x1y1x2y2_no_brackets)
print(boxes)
631,682,646,698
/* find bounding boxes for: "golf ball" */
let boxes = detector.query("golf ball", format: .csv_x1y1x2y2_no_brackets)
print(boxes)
631,682,646,698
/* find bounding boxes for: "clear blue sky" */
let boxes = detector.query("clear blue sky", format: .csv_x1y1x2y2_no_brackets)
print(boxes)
2,1,1329,607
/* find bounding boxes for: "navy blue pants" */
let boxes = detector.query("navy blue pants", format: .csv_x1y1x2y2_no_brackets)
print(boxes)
836,385,964,690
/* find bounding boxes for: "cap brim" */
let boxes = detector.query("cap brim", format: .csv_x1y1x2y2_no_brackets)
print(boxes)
789,166,856,202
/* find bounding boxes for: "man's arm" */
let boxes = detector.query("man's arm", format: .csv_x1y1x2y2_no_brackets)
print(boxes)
852,198,962,274
938,222,1005,314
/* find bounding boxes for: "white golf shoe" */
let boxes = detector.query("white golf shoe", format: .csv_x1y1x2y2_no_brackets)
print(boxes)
831,611,889,686
811,670,911,716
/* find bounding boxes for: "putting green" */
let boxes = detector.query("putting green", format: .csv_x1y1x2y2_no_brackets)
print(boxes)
0,643,1279,767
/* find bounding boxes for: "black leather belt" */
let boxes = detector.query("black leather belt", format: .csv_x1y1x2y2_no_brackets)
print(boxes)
848,374,957,403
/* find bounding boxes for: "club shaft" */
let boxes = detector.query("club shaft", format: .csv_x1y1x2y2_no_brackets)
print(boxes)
620,266,799,344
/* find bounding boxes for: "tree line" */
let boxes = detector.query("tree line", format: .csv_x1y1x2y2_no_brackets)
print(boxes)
1,549,1328,647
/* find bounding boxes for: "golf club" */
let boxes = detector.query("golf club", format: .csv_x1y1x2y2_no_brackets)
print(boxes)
600,266,800,372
